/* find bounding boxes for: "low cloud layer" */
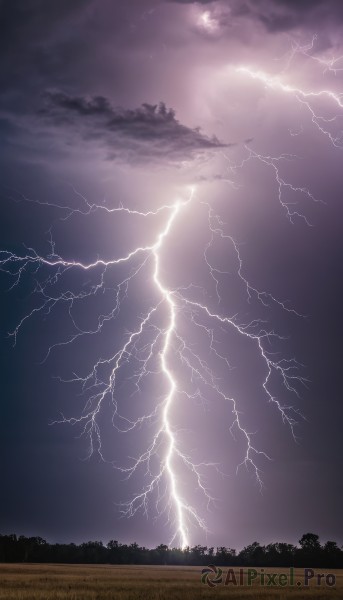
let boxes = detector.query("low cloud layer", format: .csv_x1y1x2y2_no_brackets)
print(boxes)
40,91,228,164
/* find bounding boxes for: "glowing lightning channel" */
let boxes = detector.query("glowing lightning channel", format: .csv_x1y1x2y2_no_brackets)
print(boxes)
283,34,343,76
236,65,343,148
236,66,343,108
152,199,189,549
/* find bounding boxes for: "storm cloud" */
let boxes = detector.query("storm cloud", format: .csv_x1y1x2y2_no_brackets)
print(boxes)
39,91,227,164
232,0,343,31
167,0,215,3
168,0,343,31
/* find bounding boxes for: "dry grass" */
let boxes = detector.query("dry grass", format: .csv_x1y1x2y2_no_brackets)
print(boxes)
0,564,342,600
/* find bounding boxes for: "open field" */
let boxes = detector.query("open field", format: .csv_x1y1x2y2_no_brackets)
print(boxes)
0,564,342,600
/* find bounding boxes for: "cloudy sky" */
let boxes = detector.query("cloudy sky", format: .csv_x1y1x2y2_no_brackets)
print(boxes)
1,0,342,550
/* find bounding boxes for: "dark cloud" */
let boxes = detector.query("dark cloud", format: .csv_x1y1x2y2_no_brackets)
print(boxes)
0,0,88,88
166,0,343,33
0,0,153,109
234,0,343,31
269,0,343,10
0,0,85,48
39,91,228,164
167,0,215,3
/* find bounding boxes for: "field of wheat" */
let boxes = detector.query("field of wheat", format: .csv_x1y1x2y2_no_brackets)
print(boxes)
0,564,342,600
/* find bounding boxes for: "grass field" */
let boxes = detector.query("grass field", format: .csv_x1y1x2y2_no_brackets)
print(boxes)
0,564,342,600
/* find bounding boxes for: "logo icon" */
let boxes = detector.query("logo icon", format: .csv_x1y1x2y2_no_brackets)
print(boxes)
201,564,223,587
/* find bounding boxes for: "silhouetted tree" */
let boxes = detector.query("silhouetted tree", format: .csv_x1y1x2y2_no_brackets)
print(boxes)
323,541,342,568
238,542,265,566
0,531,342,567
216,546,236,565
265,542,296,567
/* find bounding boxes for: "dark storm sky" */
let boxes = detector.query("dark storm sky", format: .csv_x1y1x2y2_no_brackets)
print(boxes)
0,0,342,550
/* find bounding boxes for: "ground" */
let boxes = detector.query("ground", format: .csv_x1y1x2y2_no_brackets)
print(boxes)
0,564,342,599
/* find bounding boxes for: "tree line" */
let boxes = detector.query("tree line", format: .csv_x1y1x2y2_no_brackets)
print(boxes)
0,533,342,567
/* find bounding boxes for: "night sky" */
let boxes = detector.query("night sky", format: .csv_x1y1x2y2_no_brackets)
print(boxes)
1,0,342,551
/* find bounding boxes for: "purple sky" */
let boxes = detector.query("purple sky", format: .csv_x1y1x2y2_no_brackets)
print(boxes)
0,0,342,550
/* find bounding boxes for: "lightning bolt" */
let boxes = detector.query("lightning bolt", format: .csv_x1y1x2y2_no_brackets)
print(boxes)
236,63,343,148
4,40,339,546
283,34,343,76
0,178,308,547
223,145,321,226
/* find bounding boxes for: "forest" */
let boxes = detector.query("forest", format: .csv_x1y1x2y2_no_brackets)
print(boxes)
0,533,342,567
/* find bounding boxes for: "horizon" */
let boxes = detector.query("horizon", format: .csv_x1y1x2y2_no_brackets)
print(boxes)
1,531,341,553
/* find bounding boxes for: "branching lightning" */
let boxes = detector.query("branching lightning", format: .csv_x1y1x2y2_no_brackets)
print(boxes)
0,183,307,548
236,60,343,148
2,40,340,547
